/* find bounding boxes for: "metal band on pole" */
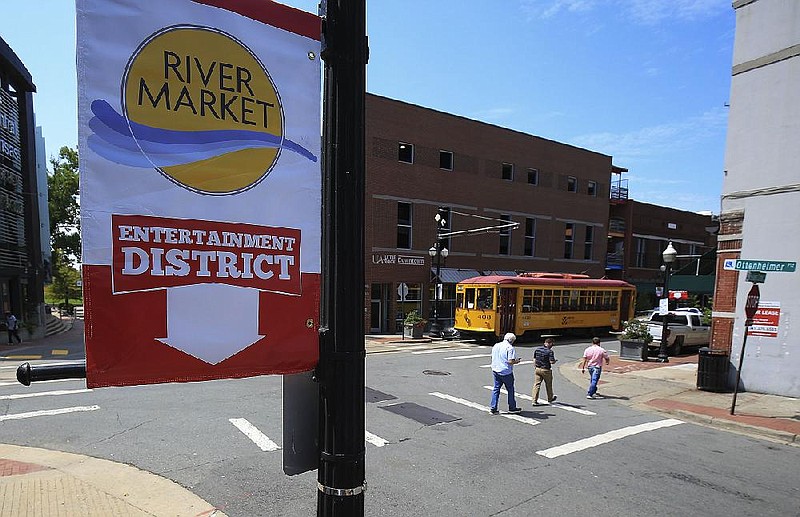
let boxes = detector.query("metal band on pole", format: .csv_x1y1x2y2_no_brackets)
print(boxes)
318,481,367,497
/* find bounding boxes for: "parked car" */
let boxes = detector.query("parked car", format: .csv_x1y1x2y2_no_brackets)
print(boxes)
646,311,710,355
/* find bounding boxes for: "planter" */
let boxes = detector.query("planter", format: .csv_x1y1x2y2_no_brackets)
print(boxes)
619,339,648,361
404,323,424,339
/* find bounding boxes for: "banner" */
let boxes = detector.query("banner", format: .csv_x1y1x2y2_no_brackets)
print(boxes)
77,0,321,387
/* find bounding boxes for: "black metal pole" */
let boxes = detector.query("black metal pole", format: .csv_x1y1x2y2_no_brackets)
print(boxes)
431,243,442,336
730,325,750,415
17,361,86,386
657,262,671,363
317,1,367,516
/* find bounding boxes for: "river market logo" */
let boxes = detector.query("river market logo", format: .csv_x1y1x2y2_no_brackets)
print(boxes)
88,25,316,194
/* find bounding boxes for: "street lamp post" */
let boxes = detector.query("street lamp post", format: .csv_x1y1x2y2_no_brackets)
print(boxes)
657,241,678,363
428,242,449,337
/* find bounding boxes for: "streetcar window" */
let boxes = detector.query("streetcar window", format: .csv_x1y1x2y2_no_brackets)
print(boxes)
477,288,494,309
456,292,464,309
465,288,475,309
522,289,533,313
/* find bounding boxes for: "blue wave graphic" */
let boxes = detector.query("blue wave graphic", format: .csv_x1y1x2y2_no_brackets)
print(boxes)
88,99,317,168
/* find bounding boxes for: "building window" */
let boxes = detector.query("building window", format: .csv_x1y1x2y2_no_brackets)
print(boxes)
524,218,536,257
499,214,512,255
567,176,577,192
634,237,646,267
502,163,514,181
584,225,594,260
439,150,453,170
396,283,422,329
587,180,597,197
527,168,539,185
397,202,412,249
564,223,574,259
398,142,414,164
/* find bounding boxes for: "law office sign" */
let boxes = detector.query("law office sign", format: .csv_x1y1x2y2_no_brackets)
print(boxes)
77,0,321,387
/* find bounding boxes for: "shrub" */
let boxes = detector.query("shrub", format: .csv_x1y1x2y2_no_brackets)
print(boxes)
619,319,653,344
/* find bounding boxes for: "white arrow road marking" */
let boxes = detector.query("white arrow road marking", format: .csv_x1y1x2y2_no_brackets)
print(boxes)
412,349,461,355
0,405,100,421
429,392,539,426
229,418,280,452
483,386,596,416
480,360,533,368
444,354,490,360
365,431,388,447
160,285,264,364
0,389,91,400
536,418,684,458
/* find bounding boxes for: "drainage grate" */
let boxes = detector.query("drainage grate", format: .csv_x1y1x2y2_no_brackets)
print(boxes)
365,386,397,403
422,369,451,376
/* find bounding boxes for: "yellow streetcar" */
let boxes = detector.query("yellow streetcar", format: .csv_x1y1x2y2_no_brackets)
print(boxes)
454,273,636,341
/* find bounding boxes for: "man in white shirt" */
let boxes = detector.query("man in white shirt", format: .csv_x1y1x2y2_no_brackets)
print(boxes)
489,332,522,414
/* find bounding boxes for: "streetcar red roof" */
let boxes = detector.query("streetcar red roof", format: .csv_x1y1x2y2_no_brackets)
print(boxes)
458,275,634,288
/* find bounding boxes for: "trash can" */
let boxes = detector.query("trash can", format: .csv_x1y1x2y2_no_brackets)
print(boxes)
697,347,730,392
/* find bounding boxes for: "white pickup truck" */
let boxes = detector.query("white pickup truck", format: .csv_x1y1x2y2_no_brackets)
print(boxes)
647,311,710,355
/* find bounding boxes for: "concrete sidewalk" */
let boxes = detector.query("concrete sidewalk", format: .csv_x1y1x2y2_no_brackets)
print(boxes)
0,444,226,517
558,352,800,446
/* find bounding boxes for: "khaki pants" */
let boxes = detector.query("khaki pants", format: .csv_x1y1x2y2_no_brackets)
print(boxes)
532,367,555,403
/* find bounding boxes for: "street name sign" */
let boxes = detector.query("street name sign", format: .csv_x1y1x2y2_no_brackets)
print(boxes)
723,259,796,272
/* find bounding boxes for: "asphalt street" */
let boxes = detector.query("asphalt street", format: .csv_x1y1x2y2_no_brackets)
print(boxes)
1,334,798,516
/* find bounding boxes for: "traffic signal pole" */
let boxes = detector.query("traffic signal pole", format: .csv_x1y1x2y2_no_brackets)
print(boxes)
317,1,368,516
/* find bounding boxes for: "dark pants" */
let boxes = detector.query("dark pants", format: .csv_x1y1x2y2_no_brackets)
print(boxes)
7,329,20,344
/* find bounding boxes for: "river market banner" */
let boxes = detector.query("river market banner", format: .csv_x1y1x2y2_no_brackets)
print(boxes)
77,0,321,387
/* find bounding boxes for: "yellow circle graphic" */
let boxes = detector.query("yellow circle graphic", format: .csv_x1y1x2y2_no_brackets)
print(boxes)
123,26,283,194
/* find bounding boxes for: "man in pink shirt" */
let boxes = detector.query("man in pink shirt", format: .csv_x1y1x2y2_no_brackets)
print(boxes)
579,337,609,399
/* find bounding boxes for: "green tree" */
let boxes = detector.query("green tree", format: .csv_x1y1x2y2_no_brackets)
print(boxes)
48,146,81,263
49,249,82,310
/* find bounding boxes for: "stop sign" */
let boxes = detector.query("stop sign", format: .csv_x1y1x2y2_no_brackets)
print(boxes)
745,284,760,322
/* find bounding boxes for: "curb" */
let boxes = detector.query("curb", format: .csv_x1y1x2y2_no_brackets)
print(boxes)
642,405,798,446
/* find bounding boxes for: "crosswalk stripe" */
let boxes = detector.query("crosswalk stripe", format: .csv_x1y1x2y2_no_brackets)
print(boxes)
480,360,533,368
429,391,539,426
0,389,91,400
443,354,490,360
0,405,100,421
229,418,281,452
0,378,79,387
365,431,388,447
536,418,684,458
483,386,596,416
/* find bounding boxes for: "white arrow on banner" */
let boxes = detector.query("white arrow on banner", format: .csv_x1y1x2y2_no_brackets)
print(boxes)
158,284,264,364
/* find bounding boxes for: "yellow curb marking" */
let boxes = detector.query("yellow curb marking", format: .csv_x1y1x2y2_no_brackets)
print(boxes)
4,355,42,360
51,349,69,355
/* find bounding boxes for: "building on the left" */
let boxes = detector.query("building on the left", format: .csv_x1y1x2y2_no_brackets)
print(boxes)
0,37,48,338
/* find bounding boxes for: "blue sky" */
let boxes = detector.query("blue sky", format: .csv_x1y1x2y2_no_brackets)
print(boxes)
1,0,734,213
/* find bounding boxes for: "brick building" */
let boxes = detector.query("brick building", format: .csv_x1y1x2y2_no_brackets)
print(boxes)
364,94,621,334
606,196,717,311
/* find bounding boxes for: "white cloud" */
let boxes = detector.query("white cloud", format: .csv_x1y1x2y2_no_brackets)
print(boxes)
570,107,728,163
471,107,516,122
521,0,726,24
520,0,597,20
